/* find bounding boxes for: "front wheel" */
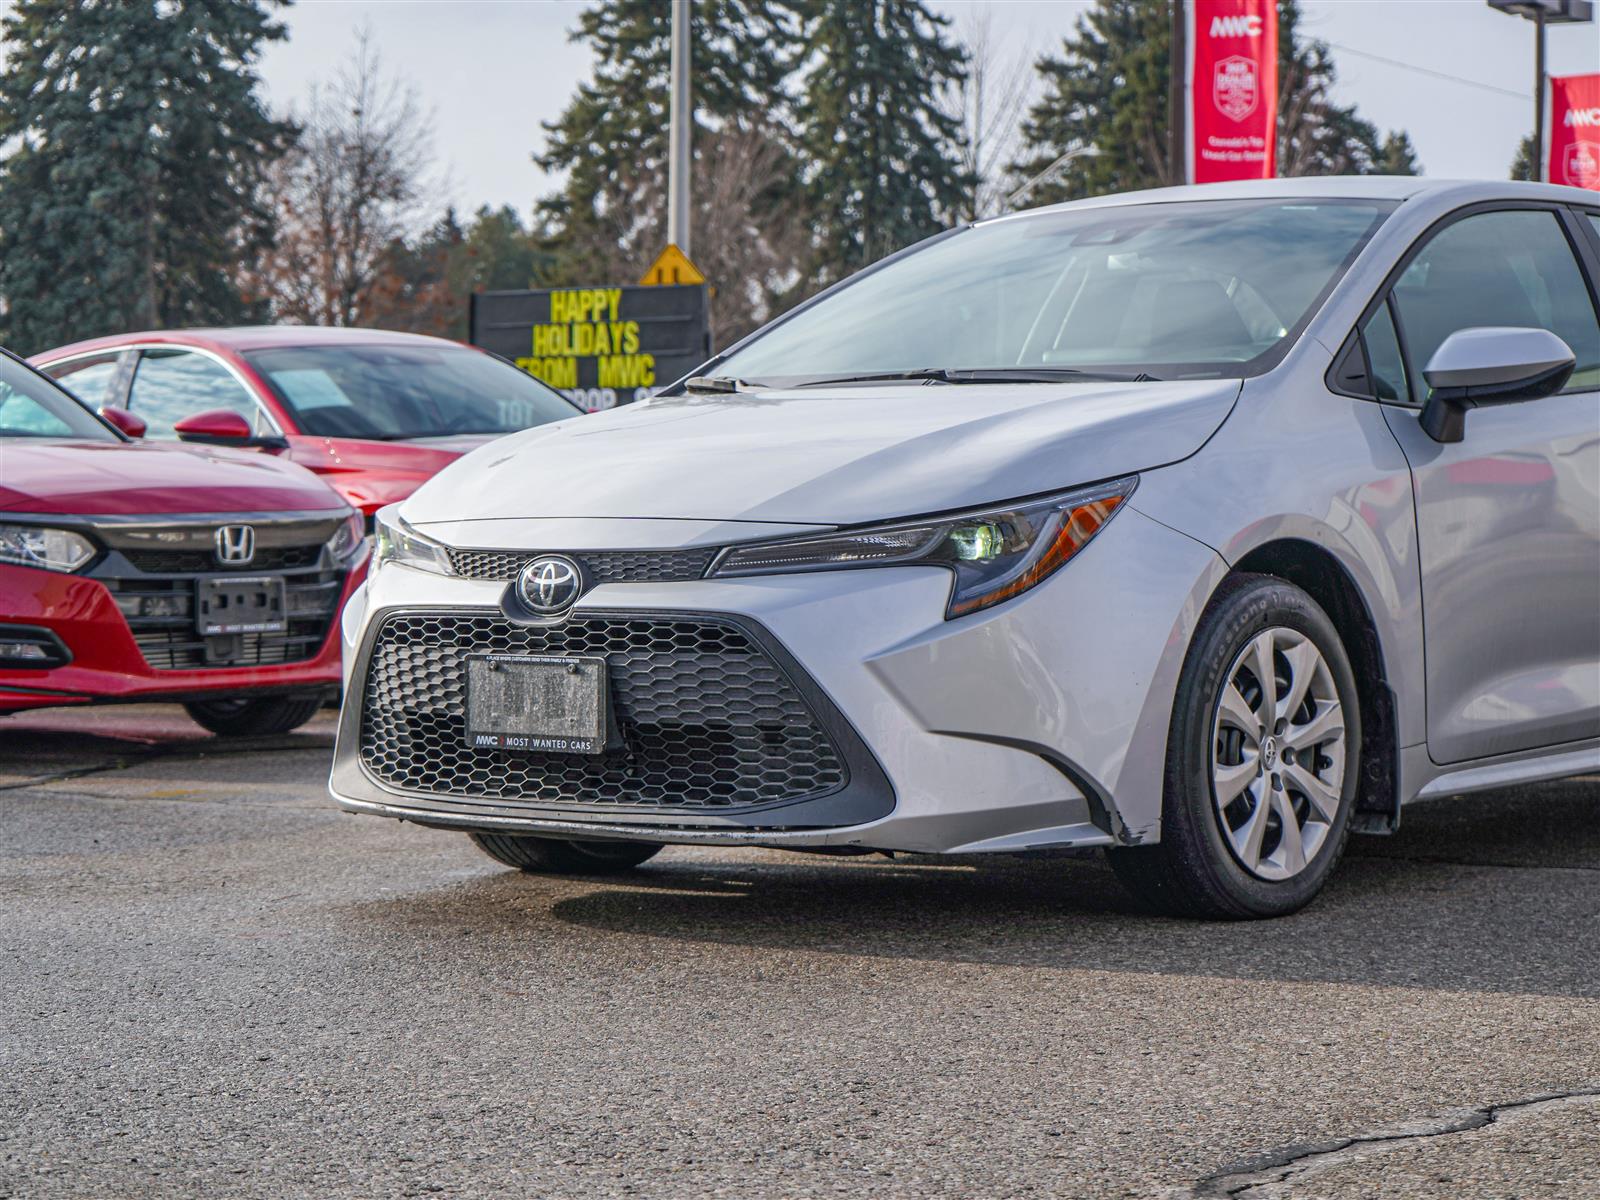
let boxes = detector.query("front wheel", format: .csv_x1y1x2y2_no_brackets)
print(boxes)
183,694,325,737
1109,574,1360,919
468,832,662,875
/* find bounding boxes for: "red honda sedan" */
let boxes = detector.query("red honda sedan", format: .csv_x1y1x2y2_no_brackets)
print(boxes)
30,327,582,521
0,348,366,736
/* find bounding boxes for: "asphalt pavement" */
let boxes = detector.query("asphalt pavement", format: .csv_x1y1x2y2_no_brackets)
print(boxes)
2,705,1596,1199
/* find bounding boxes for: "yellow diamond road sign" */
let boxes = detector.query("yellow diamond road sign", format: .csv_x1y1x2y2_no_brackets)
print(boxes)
639,244,706,287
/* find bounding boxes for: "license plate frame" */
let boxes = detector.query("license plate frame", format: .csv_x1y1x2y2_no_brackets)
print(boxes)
195,575,287,636
463,653,609,755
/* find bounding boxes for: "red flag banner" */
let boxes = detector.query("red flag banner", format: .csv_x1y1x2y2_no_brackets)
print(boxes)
1546,73,1600,191
1186,0,1279,184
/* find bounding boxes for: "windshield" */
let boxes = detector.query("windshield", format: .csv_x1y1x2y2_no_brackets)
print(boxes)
0,354,118,440
716,198,1394,384
244,344,580,440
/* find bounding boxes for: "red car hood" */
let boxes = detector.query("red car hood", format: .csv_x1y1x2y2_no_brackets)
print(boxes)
287,433,504,513
0,440,349,515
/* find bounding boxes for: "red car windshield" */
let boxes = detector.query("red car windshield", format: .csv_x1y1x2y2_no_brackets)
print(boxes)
244,344,579,440
0,354,118,440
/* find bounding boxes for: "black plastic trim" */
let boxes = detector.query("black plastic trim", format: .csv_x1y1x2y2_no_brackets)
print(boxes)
0,625,72,669
1327,198,1600,411
339,606,898,832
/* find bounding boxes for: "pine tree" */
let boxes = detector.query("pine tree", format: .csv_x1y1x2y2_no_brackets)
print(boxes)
797,0,971,280
536,0,803,330
1376,131,1422,177
1510,134,1537,181
1014,0,1415,206
0,0,289,353
1012,0,1176,204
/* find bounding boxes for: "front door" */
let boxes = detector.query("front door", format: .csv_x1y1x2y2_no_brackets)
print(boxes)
1380,206,1600,765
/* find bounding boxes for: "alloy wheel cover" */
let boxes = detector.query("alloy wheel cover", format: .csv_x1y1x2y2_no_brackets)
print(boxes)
1209,626,1347,882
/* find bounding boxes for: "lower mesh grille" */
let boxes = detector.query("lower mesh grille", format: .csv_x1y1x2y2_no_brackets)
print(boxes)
445,548,715,584
358,612,847,811
105,570,344,671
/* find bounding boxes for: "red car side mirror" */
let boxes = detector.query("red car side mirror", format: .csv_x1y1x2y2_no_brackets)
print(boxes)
174,408,254,443
99,405,147,439
171,409,290,451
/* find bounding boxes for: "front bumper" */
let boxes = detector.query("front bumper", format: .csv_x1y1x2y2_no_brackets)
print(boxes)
330,507,1224,852
0,558,362,713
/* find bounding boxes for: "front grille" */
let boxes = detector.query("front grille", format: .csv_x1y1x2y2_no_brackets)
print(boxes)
445,547,716,584
358,612,847,811
103,563,344,671
122,545,323,574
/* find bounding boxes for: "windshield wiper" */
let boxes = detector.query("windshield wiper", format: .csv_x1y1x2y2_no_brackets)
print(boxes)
790,367,1152,387
683,375,767,394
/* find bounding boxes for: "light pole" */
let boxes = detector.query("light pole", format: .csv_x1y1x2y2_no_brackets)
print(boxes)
1004,147,1102,213
667,0,692,255
1487,0,1595,180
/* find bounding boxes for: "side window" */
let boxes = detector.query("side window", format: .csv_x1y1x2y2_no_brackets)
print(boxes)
1390,209,1600,398
44,354,122,407
127,350,271,439
0,385,74,436
1363,299,1411,404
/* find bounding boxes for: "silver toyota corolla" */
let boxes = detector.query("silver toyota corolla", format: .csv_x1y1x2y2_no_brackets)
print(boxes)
331,178,1600,918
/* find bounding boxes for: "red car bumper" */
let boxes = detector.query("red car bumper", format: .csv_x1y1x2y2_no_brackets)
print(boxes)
0,559,364,714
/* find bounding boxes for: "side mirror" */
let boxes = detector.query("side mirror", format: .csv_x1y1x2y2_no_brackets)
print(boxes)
173,408,288,450
98,405,147,439
1419,327,1575,444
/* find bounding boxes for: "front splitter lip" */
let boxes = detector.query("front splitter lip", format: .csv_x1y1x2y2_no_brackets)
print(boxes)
331,791,886,846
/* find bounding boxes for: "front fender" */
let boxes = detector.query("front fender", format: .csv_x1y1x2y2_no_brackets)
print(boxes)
1128,378,1424,748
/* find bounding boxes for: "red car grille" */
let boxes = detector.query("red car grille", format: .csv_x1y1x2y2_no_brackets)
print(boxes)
101,561,344,671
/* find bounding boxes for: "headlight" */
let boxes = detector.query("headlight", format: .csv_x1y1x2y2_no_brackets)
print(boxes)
372,506,449,574
325,511,366,561
0,524,96,572
710,477,1136,618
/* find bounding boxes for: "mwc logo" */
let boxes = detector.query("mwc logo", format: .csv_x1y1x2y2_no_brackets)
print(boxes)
1565,144,1599,189
1213,55,1260,121
1210,14,1264,37
1563,107,1600,128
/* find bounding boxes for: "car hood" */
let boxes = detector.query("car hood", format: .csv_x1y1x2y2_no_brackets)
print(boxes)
0,440,348,515
286,433,506,514
403,380,1240,529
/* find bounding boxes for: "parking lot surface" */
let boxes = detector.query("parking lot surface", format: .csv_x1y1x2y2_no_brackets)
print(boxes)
2,705,1596,1199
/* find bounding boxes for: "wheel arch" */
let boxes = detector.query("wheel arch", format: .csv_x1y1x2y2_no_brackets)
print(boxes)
1229,538,1400,832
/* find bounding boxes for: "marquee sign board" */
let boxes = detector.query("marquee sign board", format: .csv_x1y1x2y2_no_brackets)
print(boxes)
469,284,712,411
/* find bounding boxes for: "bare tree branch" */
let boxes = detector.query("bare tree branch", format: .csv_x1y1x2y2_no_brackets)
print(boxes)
945,8,1036,220
244,27,440,326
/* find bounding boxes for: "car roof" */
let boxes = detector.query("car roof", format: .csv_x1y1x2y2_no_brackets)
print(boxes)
33,325,473,362
985,176,1600,224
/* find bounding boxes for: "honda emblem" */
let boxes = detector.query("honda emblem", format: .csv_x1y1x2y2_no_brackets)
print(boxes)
214,524,256,566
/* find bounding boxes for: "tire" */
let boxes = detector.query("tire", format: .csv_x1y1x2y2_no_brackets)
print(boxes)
1109,573,1361,920
183,694,325,737
468,832,663,875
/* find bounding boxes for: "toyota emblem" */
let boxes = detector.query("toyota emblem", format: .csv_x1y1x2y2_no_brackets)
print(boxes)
516,555,584,616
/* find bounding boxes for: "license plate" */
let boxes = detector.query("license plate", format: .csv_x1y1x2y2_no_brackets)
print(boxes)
196,575,287,636
464,654,608,754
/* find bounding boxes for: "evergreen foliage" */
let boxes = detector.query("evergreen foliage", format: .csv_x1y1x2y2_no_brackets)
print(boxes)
795,0,972,280
1015,0,1418,207
0,0,289,352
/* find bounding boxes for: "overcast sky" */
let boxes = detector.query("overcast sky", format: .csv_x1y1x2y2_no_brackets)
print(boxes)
12,1,1600,217
253,0,1598,218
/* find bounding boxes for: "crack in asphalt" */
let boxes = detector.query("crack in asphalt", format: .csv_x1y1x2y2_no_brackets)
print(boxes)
1351,852,1600,874
1185,1087,1600,1198
0,740,331,792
